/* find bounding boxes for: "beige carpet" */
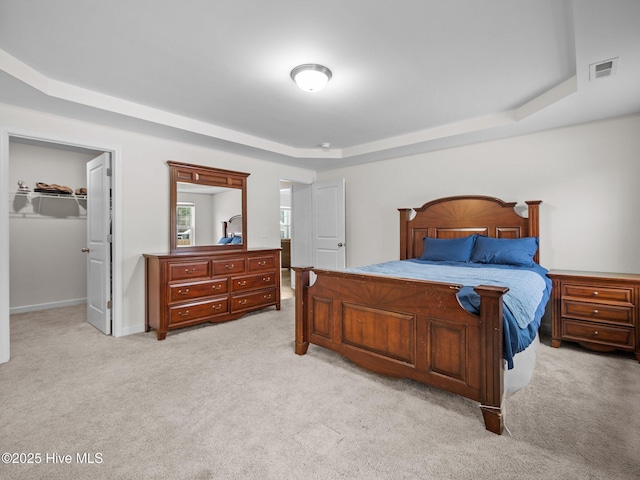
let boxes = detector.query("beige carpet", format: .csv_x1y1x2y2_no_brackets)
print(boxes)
1,301,639,480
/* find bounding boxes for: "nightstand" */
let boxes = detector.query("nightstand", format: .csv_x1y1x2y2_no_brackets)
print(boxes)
548,270,640,362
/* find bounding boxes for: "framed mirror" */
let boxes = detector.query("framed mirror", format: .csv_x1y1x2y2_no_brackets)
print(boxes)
168,161,249,253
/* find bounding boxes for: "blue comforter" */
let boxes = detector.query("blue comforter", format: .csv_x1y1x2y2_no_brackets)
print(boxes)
347,260,552,369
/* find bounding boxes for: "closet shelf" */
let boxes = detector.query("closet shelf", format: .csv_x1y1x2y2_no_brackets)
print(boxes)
10,191,87,200
9,191,87,218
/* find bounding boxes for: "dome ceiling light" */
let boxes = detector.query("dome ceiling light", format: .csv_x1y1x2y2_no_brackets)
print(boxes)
290,64,332,92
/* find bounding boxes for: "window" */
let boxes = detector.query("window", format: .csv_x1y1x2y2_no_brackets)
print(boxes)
176,202,195,246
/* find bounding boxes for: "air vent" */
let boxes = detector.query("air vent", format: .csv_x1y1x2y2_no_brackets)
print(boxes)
589,57,619,81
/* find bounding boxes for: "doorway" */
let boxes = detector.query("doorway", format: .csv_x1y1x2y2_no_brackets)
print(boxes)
279,180,314,291
279,181,293,298
0,130,122,363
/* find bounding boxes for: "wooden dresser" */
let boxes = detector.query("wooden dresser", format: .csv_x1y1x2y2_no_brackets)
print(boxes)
144,248,281,340
548,270,640,362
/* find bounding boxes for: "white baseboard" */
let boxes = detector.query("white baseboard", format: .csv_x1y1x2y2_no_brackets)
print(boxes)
9,298,87,315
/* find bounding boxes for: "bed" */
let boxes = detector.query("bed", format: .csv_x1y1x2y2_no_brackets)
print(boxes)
293,195,551,434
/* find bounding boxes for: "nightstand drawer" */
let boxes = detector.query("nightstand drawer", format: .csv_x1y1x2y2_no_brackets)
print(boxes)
562,284,632,303
562,300,633,325
562,319,634,349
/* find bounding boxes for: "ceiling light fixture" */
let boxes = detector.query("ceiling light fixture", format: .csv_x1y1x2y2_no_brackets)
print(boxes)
290,64,332,92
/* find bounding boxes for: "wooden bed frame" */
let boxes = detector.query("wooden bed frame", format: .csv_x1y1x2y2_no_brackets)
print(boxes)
293,196,541,435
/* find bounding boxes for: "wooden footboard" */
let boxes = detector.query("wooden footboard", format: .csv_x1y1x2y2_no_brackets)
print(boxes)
293,266,508,435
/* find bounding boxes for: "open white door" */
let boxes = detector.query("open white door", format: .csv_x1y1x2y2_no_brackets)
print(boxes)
312,178,346,270
85,153,111,334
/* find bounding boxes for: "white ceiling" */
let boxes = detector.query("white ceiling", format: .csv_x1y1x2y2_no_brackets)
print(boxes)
0,0,638,170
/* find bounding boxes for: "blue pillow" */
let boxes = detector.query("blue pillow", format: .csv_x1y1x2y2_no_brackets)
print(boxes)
218,237,233,244
420,234,477,262
230,236,243,244
470,236,538,267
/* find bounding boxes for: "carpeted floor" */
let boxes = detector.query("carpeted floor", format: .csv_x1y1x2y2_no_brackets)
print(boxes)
1,300,638,480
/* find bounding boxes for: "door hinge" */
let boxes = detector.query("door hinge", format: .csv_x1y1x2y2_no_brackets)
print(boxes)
107,300,112,309
107,234,112,243
106,168,112,177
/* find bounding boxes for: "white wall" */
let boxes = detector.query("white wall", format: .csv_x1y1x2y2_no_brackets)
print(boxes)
319,114,640,274
0,103,316,353
9,142,91,311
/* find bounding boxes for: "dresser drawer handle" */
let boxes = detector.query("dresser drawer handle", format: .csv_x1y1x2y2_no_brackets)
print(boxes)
212,284,222,290
178,289,190,295
262,276,271,282
592,291,598,296
237,281,247,286
593,310,599,314
178,310,189,317
258,261,267,266
185,268,196,274
264,294,272,300
212,303,223,311
594,330,599,336
225,264,235,270
238,299,248,305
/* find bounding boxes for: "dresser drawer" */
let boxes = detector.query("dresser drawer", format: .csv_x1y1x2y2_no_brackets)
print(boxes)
169,279,228,303
562,283,633,303
212,258,246,276
231,272,277,292
168,260,210,281
248,255,277,272
562,319,634,349
231,288,277,312
561,300,633,325
169,298,229,326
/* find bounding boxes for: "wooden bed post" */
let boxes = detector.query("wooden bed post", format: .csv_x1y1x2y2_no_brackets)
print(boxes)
292,266,312,355
475,284,508,435
525,200,541,264
398,208,412,260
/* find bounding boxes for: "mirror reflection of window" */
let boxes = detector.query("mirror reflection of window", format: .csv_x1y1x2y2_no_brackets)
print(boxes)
177,202,195,246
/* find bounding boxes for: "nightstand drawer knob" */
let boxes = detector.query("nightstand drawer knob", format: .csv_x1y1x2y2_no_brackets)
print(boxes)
594,331,599,336
593,310,599,314
593,291,598,296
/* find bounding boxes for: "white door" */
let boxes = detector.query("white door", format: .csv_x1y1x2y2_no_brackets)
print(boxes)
85,153,111,334
312,178,346,270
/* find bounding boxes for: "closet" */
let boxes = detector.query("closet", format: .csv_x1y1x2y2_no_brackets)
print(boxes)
8,139,99,314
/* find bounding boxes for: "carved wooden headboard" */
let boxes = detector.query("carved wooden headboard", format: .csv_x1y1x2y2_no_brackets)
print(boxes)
399,196,541,263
